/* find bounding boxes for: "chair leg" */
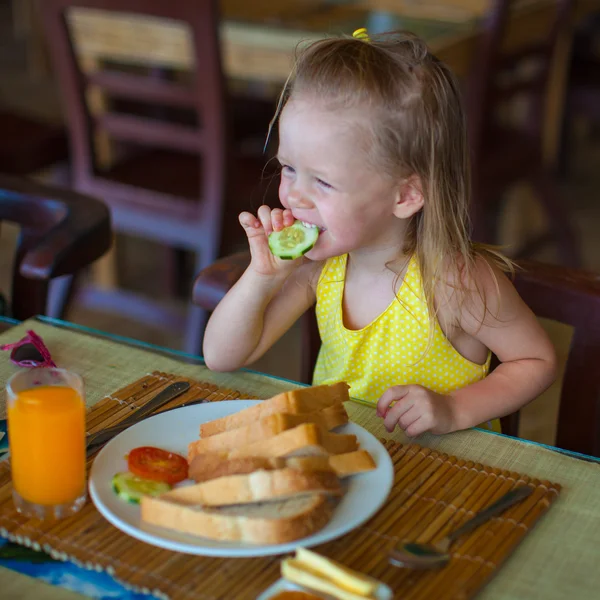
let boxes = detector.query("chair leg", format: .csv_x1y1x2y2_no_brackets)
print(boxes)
46,274,77,319
165,248,189,299
530,170,582,267
556,94,574,179
183,304,208,356
183,249,218,356
91,240,118,289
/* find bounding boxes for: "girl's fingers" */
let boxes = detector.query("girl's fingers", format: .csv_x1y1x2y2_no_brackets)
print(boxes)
239,212,267,242
405,415,426,438
257,205,274,234
270,208,285,231
397,405,420,431
239,212,261,230
282,209,296,227
383,395,414,432
377,385,410,416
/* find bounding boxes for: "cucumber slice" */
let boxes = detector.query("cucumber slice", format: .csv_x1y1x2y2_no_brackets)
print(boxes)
112,472,171,504
268,220,320,260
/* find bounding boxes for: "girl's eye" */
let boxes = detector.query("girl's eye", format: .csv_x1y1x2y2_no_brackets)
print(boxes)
317,178,333,190
280,164,295,176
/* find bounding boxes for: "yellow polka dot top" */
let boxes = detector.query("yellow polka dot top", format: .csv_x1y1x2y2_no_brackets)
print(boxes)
312,254,491,404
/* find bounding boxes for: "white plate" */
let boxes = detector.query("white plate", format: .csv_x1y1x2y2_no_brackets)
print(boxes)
89,400,394,557
257,578,393,600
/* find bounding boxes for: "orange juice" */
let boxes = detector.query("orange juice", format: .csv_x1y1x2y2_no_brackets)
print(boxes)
8,384,86,505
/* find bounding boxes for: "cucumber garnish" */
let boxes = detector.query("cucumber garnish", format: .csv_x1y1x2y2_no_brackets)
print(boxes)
112,472,171,504
268,220,319,260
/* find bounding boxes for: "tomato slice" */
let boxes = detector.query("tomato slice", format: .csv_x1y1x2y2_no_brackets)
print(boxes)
127,446,188,485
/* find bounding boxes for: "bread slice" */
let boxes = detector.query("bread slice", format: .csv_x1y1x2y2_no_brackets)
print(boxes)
200,383,350,437
188,454,285,483
189,404,349,461
289,450,376,477
188,450,375,483
141,493,334,544
227,424,358,459
159,468,341,507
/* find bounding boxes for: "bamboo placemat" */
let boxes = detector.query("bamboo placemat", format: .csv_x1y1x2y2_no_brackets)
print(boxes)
0,372,560,600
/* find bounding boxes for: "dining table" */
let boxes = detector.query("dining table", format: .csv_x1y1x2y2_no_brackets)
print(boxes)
0,314,599,599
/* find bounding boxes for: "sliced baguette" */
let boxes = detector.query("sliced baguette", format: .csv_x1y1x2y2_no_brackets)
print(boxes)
200,383,350,437
189,404,349,461
158,468,341,507
188,450,375,483
227,424,358,459
141,493,334,544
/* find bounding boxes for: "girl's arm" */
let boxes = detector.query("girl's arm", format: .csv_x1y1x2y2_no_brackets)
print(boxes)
203,205,321,372
446,261,557,431
202,260,319,371
377,259,557,435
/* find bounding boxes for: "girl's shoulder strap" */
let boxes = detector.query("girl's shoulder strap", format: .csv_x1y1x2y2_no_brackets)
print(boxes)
317,254,347,287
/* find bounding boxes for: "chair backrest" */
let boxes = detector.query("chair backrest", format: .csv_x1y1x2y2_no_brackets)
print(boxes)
467,0,574,160
0,175,111,320
513,260,600,457
40,0,227,222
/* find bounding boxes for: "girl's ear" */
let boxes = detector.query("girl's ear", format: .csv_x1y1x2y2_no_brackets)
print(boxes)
393,174,424,219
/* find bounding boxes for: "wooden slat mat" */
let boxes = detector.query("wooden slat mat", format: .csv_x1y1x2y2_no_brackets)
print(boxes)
0,373,561,600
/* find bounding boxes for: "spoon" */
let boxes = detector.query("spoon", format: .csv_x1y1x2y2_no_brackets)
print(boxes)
388,485,533,569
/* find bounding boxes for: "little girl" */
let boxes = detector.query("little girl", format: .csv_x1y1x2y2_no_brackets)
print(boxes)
203,30,556,437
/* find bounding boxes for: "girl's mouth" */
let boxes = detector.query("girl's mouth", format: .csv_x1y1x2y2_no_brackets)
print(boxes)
301,221,327,232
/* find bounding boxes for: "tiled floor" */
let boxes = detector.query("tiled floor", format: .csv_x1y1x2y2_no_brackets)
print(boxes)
1,0,598,447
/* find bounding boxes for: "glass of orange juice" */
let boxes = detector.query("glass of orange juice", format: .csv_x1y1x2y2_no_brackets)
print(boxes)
6,368,86,520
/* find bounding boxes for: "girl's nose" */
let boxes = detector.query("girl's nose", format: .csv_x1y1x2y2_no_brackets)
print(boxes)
287,186,314,210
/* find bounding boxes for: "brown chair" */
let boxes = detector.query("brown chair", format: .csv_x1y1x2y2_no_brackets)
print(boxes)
507,260,600,457
559,11,600,176
193,252,600,457
0,174,111,320
467,0,581,266
40,0,278,355
0,110,68,177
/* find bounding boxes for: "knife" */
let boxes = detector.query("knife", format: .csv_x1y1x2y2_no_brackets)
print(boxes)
86,395,208,454
86,381,190,455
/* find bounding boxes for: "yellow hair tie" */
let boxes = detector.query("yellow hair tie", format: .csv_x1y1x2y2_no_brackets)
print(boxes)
352,27,370,42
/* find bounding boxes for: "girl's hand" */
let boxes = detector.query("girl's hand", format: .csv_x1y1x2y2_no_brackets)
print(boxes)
239,206,301,277
376,385,456,437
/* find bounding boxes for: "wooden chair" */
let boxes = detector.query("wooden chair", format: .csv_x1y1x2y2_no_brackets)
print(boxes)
193,252,600,457
40,0,278,355
508,260,600,457
0,110,68,177
467,0,581,266
0,174,111,320
559,10,600,176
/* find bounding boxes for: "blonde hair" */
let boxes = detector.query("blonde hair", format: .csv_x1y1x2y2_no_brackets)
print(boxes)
270,32,512,327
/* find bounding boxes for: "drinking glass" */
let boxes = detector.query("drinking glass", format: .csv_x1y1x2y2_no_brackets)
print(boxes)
6,368,86,520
